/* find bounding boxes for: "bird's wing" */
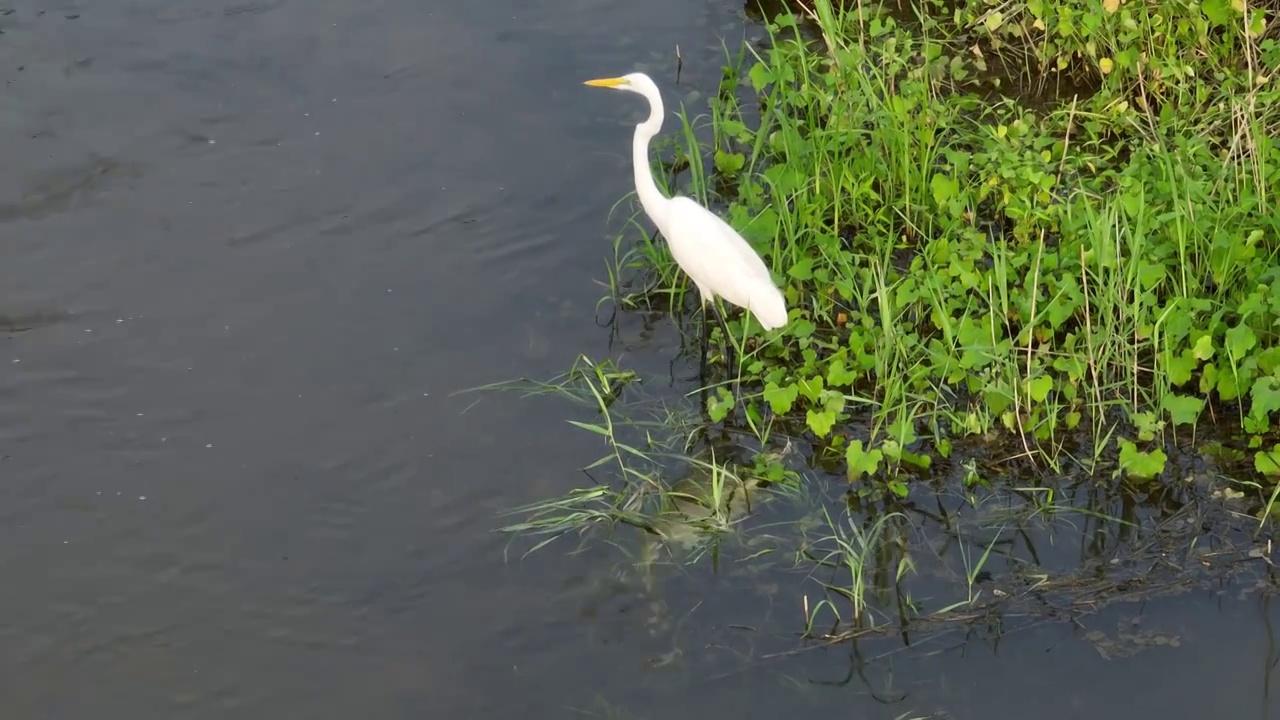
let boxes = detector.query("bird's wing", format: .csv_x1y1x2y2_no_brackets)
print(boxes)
664,197,788,329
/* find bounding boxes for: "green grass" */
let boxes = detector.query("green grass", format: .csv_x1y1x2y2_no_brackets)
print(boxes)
629,0,1280,489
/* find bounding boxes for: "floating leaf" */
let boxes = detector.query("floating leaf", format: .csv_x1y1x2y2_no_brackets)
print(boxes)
707,387,734,422
846,440,883,480
1118,439,1167,481
713,150,745,175
901,449,932,470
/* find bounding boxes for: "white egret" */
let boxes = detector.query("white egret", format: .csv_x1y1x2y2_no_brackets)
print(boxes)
584,72,788,376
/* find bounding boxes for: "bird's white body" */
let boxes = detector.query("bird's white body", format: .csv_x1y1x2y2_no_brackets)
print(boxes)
585,72,788,331
652,196,789,330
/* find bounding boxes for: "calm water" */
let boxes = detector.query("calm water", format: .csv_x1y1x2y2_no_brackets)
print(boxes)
2,1,1277,717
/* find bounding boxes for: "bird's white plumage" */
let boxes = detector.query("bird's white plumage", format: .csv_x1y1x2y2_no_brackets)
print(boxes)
659,196,788,330
584,71,789,332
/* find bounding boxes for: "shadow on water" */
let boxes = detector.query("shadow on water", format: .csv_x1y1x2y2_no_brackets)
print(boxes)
2,0,1279,719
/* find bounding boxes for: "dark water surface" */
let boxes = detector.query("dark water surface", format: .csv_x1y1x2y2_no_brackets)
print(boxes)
2,1,1278,718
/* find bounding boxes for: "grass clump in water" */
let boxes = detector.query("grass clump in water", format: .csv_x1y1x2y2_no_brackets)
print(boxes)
481,356,803,563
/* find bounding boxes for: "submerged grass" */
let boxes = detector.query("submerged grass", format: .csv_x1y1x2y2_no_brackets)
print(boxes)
481,356,803,562
484,0,1280,651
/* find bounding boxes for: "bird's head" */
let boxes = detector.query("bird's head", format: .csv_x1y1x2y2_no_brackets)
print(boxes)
582,72,658,99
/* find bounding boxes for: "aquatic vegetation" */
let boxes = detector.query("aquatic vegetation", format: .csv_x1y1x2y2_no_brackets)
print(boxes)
483,356,801,561
487,0,1280,648
482,356,1277,646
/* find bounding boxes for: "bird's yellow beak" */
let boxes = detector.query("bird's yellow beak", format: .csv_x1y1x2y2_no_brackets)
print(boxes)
583,77,628,88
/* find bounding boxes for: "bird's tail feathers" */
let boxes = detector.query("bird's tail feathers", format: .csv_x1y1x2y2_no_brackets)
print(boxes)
750,286,789,331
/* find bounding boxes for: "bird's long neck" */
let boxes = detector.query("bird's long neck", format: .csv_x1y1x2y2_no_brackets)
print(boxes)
632,95,668,225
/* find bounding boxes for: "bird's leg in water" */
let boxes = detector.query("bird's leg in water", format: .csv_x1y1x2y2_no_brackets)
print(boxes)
698,299,711,384
701,299,742,410
710,300,737,373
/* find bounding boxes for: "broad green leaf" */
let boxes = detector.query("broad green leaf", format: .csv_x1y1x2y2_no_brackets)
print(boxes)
1226,324,1258,362
820,390,847,419
1128,410,1160,441
748,62,772,92
763,381,798,414
901,450,932,470
845,440,883,480
886,412,918,446
789,318,817,339
707,387,734,422
1202,0,1232,25
1161,394,1204,426
930,173,959,206
1200,363,1219,395
1255,445,1280,476
1118,439,1167,481
1053,355,1086,381
1167,349,1197,386
1249,376,1280,421
788,257,814,281
806,408,836,437
827,357,858,387
713,150,745,175
983,382,1014,416
797,375,825,402
1027,375,1053,402
1217,366,1241,400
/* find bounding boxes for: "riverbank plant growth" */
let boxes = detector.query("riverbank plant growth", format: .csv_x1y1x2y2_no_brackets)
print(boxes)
619,0,1280,496
488,0,1280,650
